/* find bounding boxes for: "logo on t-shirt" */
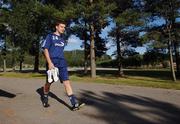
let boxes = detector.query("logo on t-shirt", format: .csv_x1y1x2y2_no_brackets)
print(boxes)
55,42,64,47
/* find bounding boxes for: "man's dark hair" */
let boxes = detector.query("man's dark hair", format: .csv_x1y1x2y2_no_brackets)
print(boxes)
54,19,66,27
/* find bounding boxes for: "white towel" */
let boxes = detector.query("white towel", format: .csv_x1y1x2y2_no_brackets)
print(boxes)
47,67,59,83
52,67,59,82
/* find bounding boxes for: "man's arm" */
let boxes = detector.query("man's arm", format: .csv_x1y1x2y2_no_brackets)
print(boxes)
43,49,54,70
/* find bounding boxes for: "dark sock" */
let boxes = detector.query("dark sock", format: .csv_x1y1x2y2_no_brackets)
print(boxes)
69,94,77,106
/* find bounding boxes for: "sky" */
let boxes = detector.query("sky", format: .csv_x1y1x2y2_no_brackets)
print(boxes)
65,35,84,51
65,22,147,57
66,16,174,57
65,35,146,56
65,16,166,56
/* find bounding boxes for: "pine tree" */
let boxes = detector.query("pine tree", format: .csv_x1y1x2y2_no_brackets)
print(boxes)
5,0,75,72
72,0,116,78
109,0,143,76
143,0,180,81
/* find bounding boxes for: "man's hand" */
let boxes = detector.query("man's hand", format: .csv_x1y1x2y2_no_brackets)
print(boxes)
48,62,54,70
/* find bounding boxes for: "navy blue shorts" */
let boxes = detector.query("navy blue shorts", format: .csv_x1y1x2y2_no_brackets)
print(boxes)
57,66,69,82
46,58,69,83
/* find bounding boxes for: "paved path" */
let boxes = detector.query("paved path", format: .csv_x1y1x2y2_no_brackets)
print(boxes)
0,77,180,124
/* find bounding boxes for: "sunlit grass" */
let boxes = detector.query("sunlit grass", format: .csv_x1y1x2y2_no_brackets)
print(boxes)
70,75,180,90
1,70,180,90
0,72,45,78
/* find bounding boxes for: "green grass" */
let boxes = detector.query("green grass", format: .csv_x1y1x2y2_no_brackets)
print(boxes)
70,75,180,90
0,69,180,90
0,72,45,78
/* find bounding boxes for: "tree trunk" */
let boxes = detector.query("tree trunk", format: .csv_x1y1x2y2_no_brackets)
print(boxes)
89,0,96,78
174,40,180,77
34,51,39,72
19,61,23,72
19,50,24,72
11,48,16,72
3,36,7,72
84,21,88,74
168,27,176,82
12,57,16,71
90,23,96,78
116,27,124,76
34,41,39,72
3,59,6,72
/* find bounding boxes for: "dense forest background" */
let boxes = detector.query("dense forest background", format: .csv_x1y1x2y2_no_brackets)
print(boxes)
0,0,180,81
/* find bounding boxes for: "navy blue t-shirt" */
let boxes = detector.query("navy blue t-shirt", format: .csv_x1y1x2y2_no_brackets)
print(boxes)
42,33,67,67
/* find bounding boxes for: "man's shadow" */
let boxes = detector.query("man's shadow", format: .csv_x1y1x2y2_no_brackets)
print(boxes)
0,89,16,98
36,87,72,110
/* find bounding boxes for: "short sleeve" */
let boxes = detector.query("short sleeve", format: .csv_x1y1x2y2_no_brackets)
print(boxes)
41,34,51,49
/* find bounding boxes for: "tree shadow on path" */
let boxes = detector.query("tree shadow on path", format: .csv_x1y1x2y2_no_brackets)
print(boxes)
36,87,71,110
0,89,16,98
78,90,180,124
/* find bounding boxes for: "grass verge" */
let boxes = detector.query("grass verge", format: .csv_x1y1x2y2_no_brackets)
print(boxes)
0,70,180,90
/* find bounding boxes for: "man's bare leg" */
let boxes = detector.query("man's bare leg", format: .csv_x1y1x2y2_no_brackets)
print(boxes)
43,82,51,107
63,80,73,96
63,80,85,111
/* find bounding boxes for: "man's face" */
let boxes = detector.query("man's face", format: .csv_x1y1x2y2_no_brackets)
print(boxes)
56,23,66,34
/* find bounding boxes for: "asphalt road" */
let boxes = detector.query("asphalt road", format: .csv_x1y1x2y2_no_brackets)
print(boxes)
0,77,180,124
